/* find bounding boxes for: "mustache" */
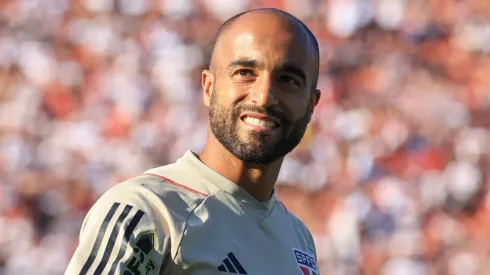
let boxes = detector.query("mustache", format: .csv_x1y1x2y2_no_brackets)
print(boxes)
235,104,286,122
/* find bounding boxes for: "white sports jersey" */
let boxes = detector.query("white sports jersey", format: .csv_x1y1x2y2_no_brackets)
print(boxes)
65,151,319,275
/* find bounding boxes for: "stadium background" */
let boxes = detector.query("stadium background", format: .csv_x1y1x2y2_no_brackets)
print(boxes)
2,0,490,274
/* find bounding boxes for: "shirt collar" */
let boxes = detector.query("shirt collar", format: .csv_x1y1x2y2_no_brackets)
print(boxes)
179,150,278,216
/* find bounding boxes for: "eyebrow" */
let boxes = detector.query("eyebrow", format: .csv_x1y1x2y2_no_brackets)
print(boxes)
227,58,307,83
227,58,261,70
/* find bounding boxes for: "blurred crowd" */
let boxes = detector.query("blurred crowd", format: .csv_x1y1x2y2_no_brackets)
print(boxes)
2,0,490,274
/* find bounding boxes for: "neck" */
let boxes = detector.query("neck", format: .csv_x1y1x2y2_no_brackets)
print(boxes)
198,133,283,201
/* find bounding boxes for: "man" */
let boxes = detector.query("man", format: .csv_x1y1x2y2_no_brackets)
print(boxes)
66,8,321,275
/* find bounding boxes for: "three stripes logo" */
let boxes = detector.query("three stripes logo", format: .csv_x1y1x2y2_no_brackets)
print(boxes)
217,252,247,274
79,202,146,275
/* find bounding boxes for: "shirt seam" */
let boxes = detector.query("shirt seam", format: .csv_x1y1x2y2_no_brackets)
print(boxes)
203,179,276,220
144,173,209,197
172,189,220,268
260,200,278,221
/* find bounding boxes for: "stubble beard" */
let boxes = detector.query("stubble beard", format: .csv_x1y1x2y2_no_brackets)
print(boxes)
208,90,312,164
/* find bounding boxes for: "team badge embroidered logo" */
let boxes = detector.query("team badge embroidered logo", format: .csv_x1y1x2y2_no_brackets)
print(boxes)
126,232,156,275
292,248,318,275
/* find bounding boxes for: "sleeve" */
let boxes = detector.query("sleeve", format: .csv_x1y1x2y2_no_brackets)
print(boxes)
305,227,320,274
293,215,320,274
65,185,171,275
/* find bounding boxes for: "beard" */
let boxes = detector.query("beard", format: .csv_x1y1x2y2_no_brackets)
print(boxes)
209,90,312,164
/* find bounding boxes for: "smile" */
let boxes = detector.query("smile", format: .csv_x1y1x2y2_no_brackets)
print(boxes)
240,113,280,130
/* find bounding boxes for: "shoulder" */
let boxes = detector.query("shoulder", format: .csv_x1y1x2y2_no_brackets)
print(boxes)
106,157,216,205
142,159,218,198
66,164,213,274
279,200,317,253
81,161,215,248
93,163,213,226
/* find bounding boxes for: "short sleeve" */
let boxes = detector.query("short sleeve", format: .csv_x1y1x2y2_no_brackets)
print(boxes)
65,186,170,275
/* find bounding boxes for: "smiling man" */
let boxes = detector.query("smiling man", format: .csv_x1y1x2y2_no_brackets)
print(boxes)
66,8,321,275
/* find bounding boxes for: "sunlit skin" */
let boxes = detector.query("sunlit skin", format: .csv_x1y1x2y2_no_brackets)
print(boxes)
198,11,321,201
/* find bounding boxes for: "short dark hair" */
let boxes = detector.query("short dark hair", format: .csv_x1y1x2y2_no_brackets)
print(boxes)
209,8,320,84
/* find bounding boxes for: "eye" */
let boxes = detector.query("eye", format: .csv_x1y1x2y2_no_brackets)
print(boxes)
236,69,255,77
278,75,300,86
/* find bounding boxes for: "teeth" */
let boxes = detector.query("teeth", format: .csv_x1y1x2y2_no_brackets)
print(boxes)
243,117,276,128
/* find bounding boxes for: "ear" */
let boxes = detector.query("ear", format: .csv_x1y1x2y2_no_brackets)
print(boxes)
312,88,321,108
307,89,321,123
202,69,214,107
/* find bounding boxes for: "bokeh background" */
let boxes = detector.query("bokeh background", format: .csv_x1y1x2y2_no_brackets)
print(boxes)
3,0,490,274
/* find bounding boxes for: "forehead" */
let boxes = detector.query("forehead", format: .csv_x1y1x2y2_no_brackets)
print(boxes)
216,13,316,70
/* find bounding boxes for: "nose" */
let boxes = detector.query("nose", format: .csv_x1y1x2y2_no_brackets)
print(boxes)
249,73,278,107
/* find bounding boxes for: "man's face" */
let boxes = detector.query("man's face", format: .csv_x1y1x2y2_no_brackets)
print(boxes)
205,14,320,164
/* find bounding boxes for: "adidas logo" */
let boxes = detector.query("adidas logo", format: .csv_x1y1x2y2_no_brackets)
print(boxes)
217,252,247,274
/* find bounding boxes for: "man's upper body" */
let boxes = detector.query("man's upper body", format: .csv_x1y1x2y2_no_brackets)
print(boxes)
66,7,322,275
65,151,319,275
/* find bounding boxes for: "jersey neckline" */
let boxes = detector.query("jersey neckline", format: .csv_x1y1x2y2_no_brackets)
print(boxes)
179,150,278,216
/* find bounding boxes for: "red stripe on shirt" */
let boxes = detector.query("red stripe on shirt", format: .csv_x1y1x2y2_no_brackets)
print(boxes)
280,201,289,214
144,173,208,197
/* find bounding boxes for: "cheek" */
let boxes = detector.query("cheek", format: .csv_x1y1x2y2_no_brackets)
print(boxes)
282,95,310,121
222,80,250,104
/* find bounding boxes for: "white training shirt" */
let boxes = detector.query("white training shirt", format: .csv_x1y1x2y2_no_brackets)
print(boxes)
65,151,319,275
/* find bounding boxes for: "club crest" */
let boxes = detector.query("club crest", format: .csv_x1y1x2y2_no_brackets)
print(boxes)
292,248,318,275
